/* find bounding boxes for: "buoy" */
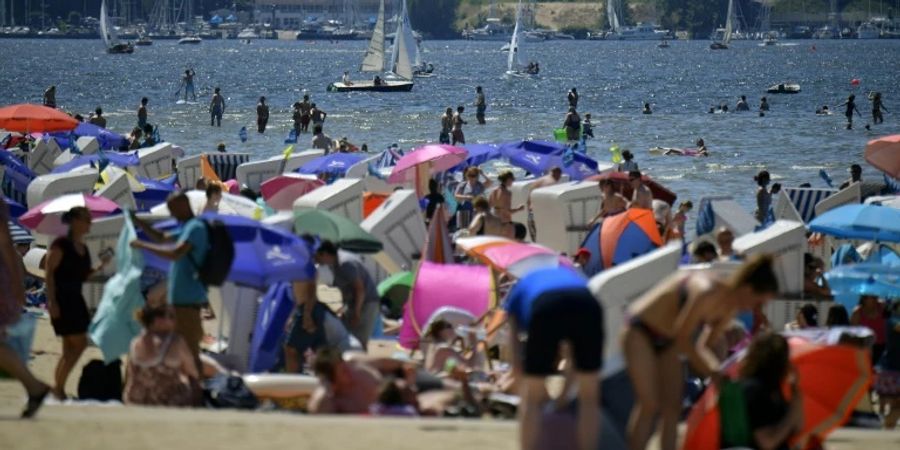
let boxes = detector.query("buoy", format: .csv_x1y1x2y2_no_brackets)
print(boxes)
850,79,861,86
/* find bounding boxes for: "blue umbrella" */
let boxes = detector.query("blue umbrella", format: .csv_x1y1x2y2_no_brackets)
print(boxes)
141,213,315,290
501,146,597,180
500,140,568,156
451,144,502,172
809,204,900,243
49,123,127,150
133,174,178,211
51,151,140,174
825,263,900,305
296,153,367,177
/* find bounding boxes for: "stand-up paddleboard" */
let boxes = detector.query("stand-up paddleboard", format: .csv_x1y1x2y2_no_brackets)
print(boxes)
175,100,199,105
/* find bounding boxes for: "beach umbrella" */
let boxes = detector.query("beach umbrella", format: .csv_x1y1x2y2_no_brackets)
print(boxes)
377,271,415,319
824,263,900,302
293,208,383,254
586,172,678,205
809,204,900,242
296,152,367,177
451,143,502,172
47,122,128,150
19,194,120,235
422,205,453,264
149,189,259,218
133,174,177,211
398,262,495,350
0,103,78,133
457,236,571,278
142,213,315,290
580,209,663,275
388,144,468,184
51,151,140,174
260,173,325,211
682,337,871,450
4,195,26,218
864,134,900,178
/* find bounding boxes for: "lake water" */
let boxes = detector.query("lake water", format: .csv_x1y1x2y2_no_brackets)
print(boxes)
2,38,899,226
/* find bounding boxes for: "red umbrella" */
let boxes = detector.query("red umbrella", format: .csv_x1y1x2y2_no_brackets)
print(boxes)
864,134,900,179
586,172,677,205
682,337,872,450
0,103,79,133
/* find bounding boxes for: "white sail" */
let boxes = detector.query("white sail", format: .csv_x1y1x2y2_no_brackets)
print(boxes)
608,0,620,33
391,0,416,80
100,0,115,48
507,2,524,72
724,0,734,44
361,0,385,73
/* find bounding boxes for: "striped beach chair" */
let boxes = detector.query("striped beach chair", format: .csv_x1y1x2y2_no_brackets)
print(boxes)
207,153,251,181
0,151,35,207
885,174,900,194
7,220,33,245
783,187,836,223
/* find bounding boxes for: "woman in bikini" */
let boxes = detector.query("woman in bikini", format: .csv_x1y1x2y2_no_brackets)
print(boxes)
623,254,779,450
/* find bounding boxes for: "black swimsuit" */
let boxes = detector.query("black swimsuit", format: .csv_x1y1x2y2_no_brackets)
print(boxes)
629,276,691,353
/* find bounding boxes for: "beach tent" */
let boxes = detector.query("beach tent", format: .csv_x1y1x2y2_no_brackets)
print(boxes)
581,209,663,276
398,262,495,350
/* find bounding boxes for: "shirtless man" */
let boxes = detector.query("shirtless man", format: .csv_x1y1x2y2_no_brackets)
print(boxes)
439,107,453,144
526,167,562,241
452,106,467,145
209,87,225,127
591,179,628,224
308,347,382,414
137,97,149,129
298,95,312,133
256,96,269,134
311,103,327,128
629,170,653,210
474,86,486,125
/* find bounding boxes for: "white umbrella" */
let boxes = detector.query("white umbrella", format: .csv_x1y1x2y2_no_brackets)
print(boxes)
149,189,259,218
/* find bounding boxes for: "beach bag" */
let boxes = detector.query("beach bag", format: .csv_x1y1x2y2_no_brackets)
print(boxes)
718,379,752,448
77,359,123,402
204,374,258,410
192,219,235,287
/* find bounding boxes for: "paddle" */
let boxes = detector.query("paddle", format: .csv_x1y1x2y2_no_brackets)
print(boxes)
819,169,833,188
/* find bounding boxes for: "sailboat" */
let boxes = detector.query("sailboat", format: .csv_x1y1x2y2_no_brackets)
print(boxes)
710,0,734,49
100,0,134,54
328,0,414,92
504,1,538,78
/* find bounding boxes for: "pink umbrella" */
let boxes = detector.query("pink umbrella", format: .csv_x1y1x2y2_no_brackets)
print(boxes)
398,262,495,350
388,144,468,184
865,134,900,179
481,243,572,278
260,173,325,211
19,194,120,236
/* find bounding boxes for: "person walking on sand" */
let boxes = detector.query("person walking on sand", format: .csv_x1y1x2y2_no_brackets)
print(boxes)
840,94,862,130
137,97,149,129
130,193,210,371
256,96,269,134
452,106,467,145
474,86,487,125
45,207,111,400
313,241,381,350
0,197,51,417
504,267,604,450
43,85,56,108
624,255,779,450
568,87,579,109
209,87,225,127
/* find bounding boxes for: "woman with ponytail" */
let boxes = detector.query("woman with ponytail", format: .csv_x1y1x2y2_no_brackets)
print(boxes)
44,207,110,399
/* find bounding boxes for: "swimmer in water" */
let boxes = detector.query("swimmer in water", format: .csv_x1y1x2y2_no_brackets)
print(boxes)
642,103,652,115
869,92,888,125
816,105,831,115
759,97,770,112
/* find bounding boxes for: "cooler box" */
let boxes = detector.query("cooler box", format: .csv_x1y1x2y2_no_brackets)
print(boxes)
530,181,600,255
235,150,324,192
293,178,364,224
733,220,806,296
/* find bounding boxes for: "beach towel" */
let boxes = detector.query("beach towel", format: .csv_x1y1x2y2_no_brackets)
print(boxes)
89,214,145,363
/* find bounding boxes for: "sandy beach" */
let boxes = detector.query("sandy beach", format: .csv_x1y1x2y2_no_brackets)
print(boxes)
1,310,897,450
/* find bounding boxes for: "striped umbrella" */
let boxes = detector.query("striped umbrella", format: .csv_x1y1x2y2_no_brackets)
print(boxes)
456,236,570,278
260,173,325,211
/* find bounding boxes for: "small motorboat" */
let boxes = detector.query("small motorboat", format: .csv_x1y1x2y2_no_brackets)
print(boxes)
107,42,134,54
767,83,801,94
709,42,728,50
178,36,202,45
135,35,152,46
762,36,777,46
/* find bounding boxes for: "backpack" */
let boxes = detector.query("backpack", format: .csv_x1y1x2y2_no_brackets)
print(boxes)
203,374,259,409
77,359,123,402
190,219,235,287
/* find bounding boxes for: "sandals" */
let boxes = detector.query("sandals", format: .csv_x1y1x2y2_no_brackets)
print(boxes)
21,385,50,419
